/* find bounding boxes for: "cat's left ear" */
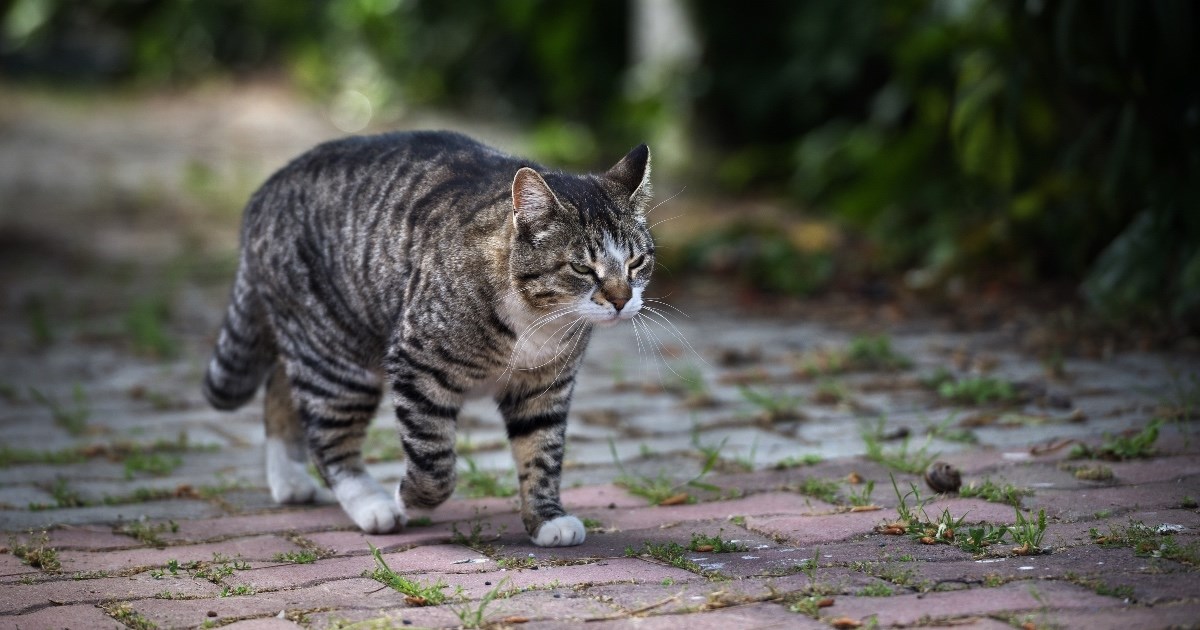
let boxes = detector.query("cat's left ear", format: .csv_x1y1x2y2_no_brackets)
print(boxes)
605,144,652,211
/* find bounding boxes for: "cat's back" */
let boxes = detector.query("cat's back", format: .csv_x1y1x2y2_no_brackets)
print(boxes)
245,130,529,230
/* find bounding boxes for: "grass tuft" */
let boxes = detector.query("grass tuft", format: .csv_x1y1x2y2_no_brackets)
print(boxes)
365,542,456,605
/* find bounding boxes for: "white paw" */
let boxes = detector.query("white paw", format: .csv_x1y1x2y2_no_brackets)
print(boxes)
531,515,586,547
334,476,407,534
266,439,319,504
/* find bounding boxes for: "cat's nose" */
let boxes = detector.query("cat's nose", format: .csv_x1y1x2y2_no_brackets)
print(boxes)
610,296,628,311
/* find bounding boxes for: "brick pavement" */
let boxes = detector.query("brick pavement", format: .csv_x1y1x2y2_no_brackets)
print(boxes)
2,311,1198,629
1,87,1198,628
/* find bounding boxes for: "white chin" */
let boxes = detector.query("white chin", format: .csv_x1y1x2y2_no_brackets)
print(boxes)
593,315,622,328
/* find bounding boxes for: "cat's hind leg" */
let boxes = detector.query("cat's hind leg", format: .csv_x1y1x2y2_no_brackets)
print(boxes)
264,362,321,504
288,357,405,534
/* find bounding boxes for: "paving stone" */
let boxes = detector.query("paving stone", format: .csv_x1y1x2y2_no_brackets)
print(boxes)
1050,601,1200,630
302,525,456,555
130,577,395,628
305,603,465,629
0,572,221,614
158,506,357,543
596,491,836,532
46,525,144,550
464,588,623,623
576,601,822,629
0,603,123,629
56,534,302,573
220,618,305,630
0,554,39,582
820,580,1123,626
0,499,224,531
0,486,57,510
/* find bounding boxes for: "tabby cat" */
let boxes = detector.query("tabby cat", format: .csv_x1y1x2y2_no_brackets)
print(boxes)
203,131,653,546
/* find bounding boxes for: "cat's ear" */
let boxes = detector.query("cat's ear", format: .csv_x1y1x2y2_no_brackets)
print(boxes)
511,167,560,230
605,144,652,209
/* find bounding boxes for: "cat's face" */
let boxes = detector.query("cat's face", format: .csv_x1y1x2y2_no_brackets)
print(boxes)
509,145,654,326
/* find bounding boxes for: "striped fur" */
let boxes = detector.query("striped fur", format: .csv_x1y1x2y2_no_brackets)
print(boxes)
203,131,653,541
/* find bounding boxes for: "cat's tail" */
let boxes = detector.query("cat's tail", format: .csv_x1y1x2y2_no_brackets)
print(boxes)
203,262,275,411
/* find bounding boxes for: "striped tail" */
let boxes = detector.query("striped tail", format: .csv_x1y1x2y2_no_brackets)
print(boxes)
203,264,275,411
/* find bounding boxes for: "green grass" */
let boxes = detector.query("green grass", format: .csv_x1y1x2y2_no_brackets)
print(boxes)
218,584,255,597
274,550,319,564
496,555,538,570
457,456,516,498
33,476,86,509
1070,420,1160,461
454,577,510,628
610,438,721,505
1091,520,1200,565
772,454,823,469
1009,508,1048,553
847,479,877,507
117,519,178,547
123,451,183,479
8,531,61,572
124,295,178,359
846,335,912,370
958,522,1009,554
29,385,90,435
861,419,938,474
627,540,723,578
450,518,503,555
793,335,911,378
688,530,748,553
103,602,158,630
936,376,1018,405
789,477,841,504
857,583,895,597
884,475,1046,556
23,293,55,347
958,478,1033,507
739,385,804,421
365,542,456,605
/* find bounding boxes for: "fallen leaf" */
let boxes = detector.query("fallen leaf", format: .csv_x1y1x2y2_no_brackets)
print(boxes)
817,597,835,608
845,471,863,484
919,536,937,545
659,493,690,506
694,544,714,552
500,616,529,624
830,616,862,629
850,505,880,512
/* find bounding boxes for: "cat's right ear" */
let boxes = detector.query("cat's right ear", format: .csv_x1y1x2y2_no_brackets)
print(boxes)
512,167,560,230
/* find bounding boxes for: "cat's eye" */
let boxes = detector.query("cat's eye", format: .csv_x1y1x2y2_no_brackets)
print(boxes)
629,255,646,270
569,262,594,276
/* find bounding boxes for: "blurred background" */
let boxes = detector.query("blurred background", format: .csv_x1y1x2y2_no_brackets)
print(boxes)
1,0,1197,355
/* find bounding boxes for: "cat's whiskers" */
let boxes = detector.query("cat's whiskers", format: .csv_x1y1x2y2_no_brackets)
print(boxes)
504,306,576,368
639,306,709,368
644,298,691,319
523,316,587,373
628,315,658,386
644,185,685,216
523,314,585,366
531,318,590,400
648,213,685,231
630,311,694,386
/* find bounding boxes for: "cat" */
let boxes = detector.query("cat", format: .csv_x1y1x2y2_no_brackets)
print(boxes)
203,130,653,546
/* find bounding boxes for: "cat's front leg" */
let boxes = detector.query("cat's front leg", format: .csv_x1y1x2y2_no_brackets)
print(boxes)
498,378,584,547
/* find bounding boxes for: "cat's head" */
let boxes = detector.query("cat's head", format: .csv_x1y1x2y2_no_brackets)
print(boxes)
509,145,654,326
